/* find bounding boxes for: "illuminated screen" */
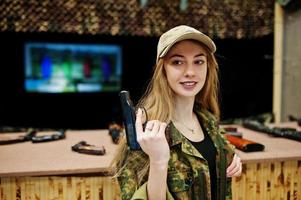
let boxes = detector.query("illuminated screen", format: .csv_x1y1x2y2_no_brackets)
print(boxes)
24,42,122,93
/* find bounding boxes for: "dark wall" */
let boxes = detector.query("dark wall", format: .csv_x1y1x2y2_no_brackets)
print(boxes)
216,37,274,120
0,32,273,129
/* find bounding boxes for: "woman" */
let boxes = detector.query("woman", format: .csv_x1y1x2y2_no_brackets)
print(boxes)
117,25,242,200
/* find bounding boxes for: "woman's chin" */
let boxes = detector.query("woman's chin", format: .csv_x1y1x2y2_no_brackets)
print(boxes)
175,90,199,98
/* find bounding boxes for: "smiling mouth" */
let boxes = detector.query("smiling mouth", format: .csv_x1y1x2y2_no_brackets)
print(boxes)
180,81,197,86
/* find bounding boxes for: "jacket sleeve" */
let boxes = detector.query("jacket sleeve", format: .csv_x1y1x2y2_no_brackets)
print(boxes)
117,149,148,200
117,148,175,200
219,128,235,166
217,128,236,200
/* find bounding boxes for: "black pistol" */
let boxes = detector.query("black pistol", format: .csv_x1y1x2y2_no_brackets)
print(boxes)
119,90,141,150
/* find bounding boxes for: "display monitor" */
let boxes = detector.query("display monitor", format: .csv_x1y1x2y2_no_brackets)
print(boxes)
24,42,122,93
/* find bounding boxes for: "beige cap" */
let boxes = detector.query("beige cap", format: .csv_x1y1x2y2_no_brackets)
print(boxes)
156,25,216,62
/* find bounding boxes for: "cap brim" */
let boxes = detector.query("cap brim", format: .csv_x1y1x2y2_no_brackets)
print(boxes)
159,32,216,59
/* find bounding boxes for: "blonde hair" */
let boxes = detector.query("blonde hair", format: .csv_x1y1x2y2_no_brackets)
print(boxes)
137,42,220,121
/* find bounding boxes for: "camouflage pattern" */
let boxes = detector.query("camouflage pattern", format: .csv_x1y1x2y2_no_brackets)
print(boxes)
117,109,235,200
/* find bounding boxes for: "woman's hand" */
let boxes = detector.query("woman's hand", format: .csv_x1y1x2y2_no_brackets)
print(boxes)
136,108,170,164
226,154,242,177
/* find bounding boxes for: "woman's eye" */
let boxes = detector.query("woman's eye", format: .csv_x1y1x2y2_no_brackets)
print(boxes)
171,60,183,65
195,60,204,65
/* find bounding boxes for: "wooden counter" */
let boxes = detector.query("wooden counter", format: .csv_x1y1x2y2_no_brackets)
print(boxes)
1,122,301,200
0,130,125,200
227,122,301,200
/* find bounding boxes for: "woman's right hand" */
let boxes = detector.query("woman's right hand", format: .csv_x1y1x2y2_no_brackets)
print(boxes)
136,108,170,164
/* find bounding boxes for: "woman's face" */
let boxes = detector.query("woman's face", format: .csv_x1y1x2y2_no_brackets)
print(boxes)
163,40,208,98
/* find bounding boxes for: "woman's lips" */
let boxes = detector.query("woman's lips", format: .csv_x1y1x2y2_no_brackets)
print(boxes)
180,81,197,89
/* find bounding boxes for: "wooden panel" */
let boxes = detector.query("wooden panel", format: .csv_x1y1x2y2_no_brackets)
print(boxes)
0,176,121,200
232,160,301,200
1,160,300,200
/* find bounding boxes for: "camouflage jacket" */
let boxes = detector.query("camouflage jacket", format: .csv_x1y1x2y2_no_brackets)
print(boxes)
117,109,235,200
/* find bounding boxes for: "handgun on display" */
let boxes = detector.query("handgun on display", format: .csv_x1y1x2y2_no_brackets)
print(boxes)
119,90,141,150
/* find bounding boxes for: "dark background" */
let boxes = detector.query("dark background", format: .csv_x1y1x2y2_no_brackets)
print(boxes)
0,32,273,129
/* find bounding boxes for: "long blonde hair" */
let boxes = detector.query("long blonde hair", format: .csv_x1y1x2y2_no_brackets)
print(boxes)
137,42,220,121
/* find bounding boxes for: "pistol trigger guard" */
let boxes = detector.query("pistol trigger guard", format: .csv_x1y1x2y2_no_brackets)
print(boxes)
142,107,148,122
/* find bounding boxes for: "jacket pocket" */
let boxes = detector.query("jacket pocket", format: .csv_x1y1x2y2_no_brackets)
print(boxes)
167,170,193,193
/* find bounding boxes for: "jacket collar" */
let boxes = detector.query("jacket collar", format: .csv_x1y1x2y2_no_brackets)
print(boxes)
168,108,219,158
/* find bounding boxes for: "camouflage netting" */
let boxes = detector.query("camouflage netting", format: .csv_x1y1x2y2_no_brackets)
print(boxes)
0,0,274,39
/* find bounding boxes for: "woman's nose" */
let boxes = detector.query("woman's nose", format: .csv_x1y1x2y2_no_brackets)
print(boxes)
184,63,195,77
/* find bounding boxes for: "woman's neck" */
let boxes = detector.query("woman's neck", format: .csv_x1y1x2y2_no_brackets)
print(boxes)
173,96,195,123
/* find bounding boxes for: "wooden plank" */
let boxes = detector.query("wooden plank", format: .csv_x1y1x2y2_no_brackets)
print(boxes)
1,178,9,200
113,178,121,200
103,177,113,200
255,163,261,199
297,160,301,200
26,177,30,199
61,176,68,200
232,163,245,200
28,177,34,199
89,177,97,200
241,164,247,200
98,177,104,200
49,177,54,200
290,161,298,200
231,177,238,199
80,177,86,200
261,162,271,200
15,176,21,200
57,177,63,200
284,161,291,199
247,163,257,200
32,177,40,200
66,177,73,200
270,162,278,200
40,177,48,200
10,178,17,200
54,176,60,200
19,177,25,200
274,161,284,200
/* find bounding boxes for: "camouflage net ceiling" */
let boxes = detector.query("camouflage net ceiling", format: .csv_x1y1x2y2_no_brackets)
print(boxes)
0,0,274,39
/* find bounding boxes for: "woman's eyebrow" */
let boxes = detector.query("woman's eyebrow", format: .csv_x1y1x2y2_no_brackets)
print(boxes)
169,54,184,59
168,53,206,59
194,53,206,57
